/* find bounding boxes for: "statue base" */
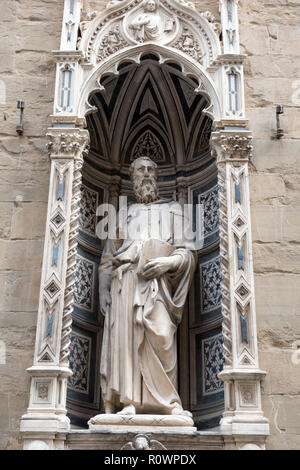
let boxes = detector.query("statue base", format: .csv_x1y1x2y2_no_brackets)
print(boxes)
88,414,197,434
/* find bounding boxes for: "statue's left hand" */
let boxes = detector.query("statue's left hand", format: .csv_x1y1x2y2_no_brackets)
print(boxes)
143,255,181,279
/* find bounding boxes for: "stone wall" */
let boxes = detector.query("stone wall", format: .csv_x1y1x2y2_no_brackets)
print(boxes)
0,0,64,450
0,0,299,450
239,0,300,450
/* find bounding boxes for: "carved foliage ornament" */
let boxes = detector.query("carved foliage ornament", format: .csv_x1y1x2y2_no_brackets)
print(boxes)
174,25,203,63
201,11,221,36
212,134,253,162
97,23,128,62
46,132,90,157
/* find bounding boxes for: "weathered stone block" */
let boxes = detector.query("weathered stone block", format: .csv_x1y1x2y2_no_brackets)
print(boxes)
259,351,300,395
246,78,296,107
0,393,9,431
15,23,61,53
254,274,300,319
0,311,37,329
0,169,50,203
262,396,300,450
249,174,286,204
11,202,47,240
246,55,300,80
0,203,13,239
253,243,300,274
251,139,300,172
251,206,300,243
240,25,270,56
0,270,41,312
0,240,43,271
16,0,64,23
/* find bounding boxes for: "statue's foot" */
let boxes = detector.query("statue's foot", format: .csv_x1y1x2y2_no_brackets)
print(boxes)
117,404,136,415
171,404,193,418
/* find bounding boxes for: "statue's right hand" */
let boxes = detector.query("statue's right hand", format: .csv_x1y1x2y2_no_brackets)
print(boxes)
100,290,111,317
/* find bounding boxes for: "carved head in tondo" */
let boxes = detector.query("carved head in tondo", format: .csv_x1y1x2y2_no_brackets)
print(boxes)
144,0,158,12
130,156,159,204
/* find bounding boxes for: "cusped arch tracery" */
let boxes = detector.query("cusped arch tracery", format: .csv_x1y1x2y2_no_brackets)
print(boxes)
85,57,212,169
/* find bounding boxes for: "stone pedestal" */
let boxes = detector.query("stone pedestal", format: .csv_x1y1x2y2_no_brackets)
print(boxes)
88,414,196,434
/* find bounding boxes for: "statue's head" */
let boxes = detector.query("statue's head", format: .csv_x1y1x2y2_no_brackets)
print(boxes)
130,156,159,204
144,0,158,12
133,434,151,450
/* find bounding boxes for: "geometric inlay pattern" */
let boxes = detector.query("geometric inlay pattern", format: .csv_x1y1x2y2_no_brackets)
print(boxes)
74,255,95,311
199,185,219,237
233,216,245,230
200,256,222,313
236,283,250,301
79,184,98,236
45,280,60,298
51,211,65,229
68,332,91,394
131,130,165,162
202,333,224,395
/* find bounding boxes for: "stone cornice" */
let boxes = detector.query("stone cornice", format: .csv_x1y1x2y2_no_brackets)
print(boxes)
52,50,84,62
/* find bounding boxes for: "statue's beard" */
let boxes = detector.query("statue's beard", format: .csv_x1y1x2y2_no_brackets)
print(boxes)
133,177,159,204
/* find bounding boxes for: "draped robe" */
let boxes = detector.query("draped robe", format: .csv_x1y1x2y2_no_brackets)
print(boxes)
99,199,196,414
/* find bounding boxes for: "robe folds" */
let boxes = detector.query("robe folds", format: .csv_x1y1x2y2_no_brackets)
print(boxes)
99,199,196,414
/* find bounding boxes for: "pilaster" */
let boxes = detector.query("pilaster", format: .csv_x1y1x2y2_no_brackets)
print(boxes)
211,130,269,445
20,128,89,450
219,0,240,55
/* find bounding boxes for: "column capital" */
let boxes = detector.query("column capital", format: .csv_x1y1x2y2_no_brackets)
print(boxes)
211,130,253,164
46,128,90,160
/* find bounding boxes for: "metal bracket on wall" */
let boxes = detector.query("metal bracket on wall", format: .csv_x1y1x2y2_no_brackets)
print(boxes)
276,105,284,139
16,100,25,136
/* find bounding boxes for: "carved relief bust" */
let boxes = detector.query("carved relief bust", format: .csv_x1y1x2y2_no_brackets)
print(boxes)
126,0,178,44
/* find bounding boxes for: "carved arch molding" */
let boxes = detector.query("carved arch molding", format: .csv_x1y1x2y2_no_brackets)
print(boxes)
20,0,269,450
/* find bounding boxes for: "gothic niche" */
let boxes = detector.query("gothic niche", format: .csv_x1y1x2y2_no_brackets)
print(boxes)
67,55,224,430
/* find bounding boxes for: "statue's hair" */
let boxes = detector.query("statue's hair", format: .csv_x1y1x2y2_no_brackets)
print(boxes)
129,156,158,180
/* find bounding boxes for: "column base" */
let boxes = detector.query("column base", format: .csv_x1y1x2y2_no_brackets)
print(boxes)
20,413,70,450
220,415,270,436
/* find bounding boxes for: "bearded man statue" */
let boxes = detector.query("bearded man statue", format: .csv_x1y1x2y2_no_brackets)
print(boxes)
97,156,196,418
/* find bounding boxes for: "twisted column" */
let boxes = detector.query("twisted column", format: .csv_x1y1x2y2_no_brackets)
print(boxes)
217,162,233,367
60,153,85,364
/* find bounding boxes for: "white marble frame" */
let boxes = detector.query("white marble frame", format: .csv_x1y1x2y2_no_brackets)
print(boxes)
20,0,269,450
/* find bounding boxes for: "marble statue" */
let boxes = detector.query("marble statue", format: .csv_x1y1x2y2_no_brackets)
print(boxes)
129,0,175,42
98,156,196,419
